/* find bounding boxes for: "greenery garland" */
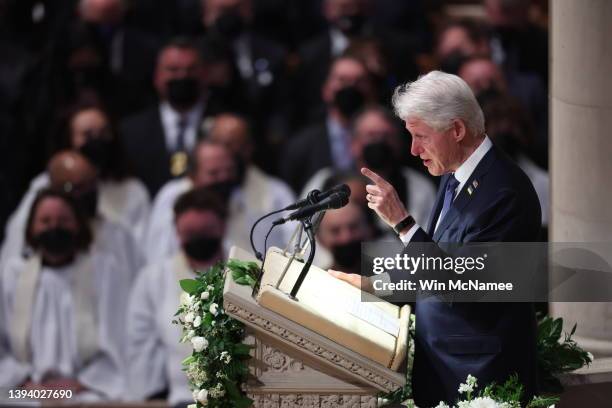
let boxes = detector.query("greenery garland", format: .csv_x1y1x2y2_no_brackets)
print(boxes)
175,259,259,408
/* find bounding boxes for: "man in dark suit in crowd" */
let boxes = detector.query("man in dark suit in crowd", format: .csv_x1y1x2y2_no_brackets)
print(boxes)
280,55,376,193
199,0,289,170
331,71,541,406
120,38,226,198
293,0,418,128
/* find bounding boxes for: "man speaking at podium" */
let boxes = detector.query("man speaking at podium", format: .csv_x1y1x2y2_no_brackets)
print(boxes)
330,71,541,406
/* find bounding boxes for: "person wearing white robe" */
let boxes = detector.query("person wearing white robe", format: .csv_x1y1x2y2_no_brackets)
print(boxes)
1,151,145,282
0,104,149,265
0,189,131,402
128,187,227,406
144,139,295,262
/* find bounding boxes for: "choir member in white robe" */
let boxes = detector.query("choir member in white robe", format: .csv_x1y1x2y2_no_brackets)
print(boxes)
0,103,149,266
128,187,227,407
1,151,145,282
144,138,295,262
300,107,436,230
0,189,130,401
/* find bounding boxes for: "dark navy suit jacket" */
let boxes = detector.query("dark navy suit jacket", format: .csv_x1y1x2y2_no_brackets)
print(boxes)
390,145,542,406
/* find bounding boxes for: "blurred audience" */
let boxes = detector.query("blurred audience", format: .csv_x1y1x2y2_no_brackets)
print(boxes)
301,106,437,231
145,132,294,263
128,187,227,407
317,201,374,275
480,93,549,230
0,188,131,400
292,0,419,127
120,37,229,197
281,55,376,193
2,101,150,253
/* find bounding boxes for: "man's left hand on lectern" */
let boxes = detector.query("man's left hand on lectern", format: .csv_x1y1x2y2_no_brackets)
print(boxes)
328,269,374,293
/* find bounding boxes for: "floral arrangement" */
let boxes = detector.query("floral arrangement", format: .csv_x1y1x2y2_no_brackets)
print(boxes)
381,314,592,408
175,259,260,408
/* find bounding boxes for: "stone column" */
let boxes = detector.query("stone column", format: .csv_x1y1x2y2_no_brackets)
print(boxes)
550,0,612,357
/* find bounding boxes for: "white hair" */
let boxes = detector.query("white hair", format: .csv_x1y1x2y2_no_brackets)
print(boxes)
391,70,485,137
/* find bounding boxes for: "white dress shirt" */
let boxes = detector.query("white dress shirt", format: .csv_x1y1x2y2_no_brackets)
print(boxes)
159,101,205,153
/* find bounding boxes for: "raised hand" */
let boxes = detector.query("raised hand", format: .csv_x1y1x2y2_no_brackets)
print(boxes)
361,167,409,228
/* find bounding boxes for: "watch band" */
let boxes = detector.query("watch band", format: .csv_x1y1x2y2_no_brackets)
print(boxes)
393,215,415,235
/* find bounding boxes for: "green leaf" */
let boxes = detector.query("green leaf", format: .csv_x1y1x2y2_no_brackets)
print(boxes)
234,343,254,356
182,355,196,366
180,279,199,294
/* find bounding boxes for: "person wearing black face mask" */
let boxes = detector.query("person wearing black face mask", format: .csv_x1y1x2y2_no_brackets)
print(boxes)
24,190,92,267
0,187,132,397
297,107,437,238
120,38,230,198
281,56,374,193
317,202,373,276
126,187,227,406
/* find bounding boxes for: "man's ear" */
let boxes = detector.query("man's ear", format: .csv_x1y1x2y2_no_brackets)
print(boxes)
451,119,467,143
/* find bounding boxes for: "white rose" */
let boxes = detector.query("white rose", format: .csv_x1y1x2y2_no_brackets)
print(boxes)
201,291,210,300
458,383,473,394
466,396,500,408
196,389,208,404
209,303,219,316
180,292,194,307
207,285,214,291
193,315,202,328
191,336,208,352
184,312,195,324
187,405,197,408
184,330,195,341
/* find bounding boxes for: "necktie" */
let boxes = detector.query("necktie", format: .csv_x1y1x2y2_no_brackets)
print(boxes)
175,116,187,152
436,174,460,230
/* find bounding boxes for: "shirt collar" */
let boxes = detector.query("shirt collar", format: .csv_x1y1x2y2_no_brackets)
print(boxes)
329,28,349,57
326,116,350,139
453,135,493,185
159,99,205,128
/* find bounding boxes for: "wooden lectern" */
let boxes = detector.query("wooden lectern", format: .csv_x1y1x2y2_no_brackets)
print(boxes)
223,246,410,407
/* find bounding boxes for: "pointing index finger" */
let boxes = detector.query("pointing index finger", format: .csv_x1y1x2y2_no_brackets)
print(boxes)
361,167,390,188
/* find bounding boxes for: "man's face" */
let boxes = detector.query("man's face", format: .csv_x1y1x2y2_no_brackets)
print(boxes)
318,204,369,249
322,58,371,105
175,209,225,247
459,59,506,95
437,27,478,60
154,47,204,99
406,118,462,176
351,111,400,165
208,115,252,162
192,144,237,187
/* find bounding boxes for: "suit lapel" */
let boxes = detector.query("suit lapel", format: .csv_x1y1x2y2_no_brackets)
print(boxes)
432,147,497,241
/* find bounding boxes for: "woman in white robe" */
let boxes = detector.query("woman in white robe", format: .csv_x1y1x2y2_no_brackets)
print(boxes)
0,101,149,266
0,189,131,401
127,187,227,407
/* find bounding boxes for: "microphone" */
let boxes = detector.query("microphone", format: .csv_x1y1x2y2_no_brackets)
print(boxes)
273,192,349,225
283,184,351,211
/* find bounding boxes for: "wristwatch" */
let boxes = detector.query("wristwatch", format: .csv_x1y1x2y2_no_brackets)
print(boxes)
393,215,415,235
